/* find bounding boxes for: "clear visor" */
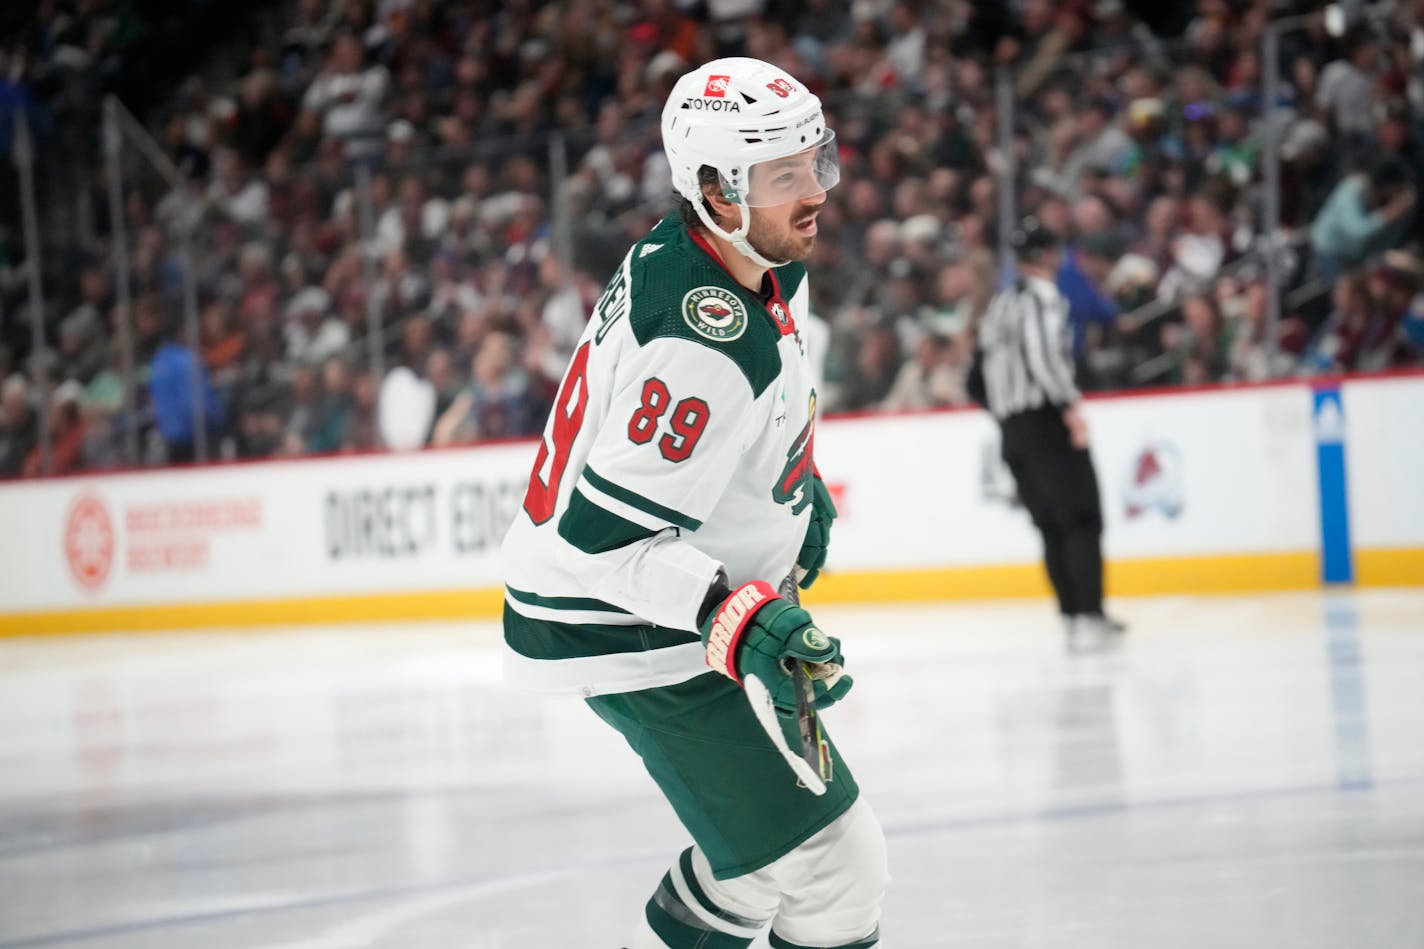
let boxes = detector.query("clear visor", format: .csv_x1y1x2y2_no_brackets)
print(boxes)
727,129,840,208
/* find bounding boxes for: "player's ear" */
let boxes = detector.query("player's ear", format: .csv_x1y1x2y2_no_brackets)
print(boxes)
702,179,736,223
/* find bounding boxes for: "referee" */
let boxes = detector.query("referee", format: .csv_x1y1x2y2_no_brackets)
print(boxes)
977,217,1126,648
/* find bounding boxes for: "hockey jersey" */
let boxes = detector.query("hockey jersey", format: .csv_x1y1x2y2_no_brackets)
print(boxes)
501,213,819,697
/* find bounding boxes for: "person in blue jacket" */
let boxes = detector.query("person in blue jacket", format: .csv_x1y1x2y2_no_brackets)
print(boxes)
149,337,225,462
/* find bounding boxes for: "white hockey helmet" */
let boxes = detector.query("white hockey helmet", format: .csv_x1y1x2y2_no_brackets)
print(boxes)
661,57,839,266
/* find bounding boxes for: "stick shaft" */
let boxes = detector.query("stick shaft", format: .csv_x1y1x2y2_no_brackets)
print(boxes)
780,572,829,783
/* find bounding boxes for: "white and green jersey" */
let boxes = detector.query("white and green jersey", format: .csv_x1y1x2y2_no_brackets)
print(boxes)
501,213,820,697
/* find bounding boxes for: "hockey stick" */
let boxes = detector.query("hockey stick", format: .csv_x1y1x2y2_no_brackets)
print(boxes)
779,571,833,790
739,570,834,796
743,672,827,796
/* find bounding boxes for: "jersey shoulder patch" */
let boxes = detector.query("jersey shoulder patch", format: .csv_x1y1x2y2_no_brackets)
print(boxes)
680,285,749,342
624,215,783,398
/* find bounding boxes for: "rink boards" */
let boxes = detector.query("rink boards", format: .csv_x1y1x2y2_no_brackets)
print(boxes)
1,372,1420,635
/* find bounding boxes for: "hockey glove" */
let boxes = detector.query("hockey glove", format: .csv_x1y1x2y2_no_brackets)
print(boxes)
795,475,837,589
700,581,853,717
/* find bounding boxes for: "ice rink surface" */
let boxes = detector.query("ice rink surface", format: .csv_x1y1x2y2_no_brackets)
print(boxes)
1,589,1422,948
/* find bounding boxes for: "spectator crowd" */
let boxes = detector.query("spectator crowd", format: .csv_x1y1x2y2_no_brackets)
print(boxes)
1,0,1422,478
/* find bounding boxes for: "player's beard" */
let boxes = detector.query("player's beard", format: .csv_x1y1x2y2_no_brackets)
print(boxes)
746,207,818,264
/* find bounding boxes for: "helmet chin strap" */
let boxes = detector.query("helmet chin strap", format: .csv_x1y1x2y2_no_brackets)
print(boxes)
693,198,788,271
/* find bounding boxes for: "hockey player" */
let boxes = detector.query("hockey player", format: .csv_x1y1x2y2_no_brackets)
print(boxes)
500,58,887,948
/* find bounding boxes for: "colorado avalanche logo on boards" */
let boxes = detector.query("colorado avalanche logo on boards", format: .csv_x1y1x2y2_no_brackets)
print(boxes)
682,286,748,341
1122,439,1184,519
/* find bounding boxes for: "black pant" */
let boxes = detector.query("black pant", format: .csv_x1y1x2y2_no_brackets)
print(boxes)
999,406,1104,617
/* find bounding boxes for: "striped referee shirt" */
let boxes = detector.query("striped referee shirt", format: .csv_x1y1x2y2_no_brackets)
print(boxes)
978,273,1081,421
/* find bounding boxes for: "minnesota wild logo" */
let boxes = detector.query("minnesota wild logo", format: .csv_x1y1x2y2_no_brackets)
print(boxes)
682,286,748,341
773,392,817,513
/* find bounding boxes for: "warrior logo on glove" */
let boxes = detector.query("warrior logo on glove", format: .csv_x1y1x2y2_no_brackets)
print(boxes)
704,582,773,681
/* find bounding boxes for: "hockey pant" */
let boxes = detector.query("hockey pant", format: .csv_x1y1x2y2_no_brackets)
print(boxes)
632,797,887,949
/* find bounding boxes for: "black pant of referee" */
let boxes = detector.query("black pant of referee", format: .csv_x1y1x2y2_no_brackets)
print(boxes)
999,405,1104,620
